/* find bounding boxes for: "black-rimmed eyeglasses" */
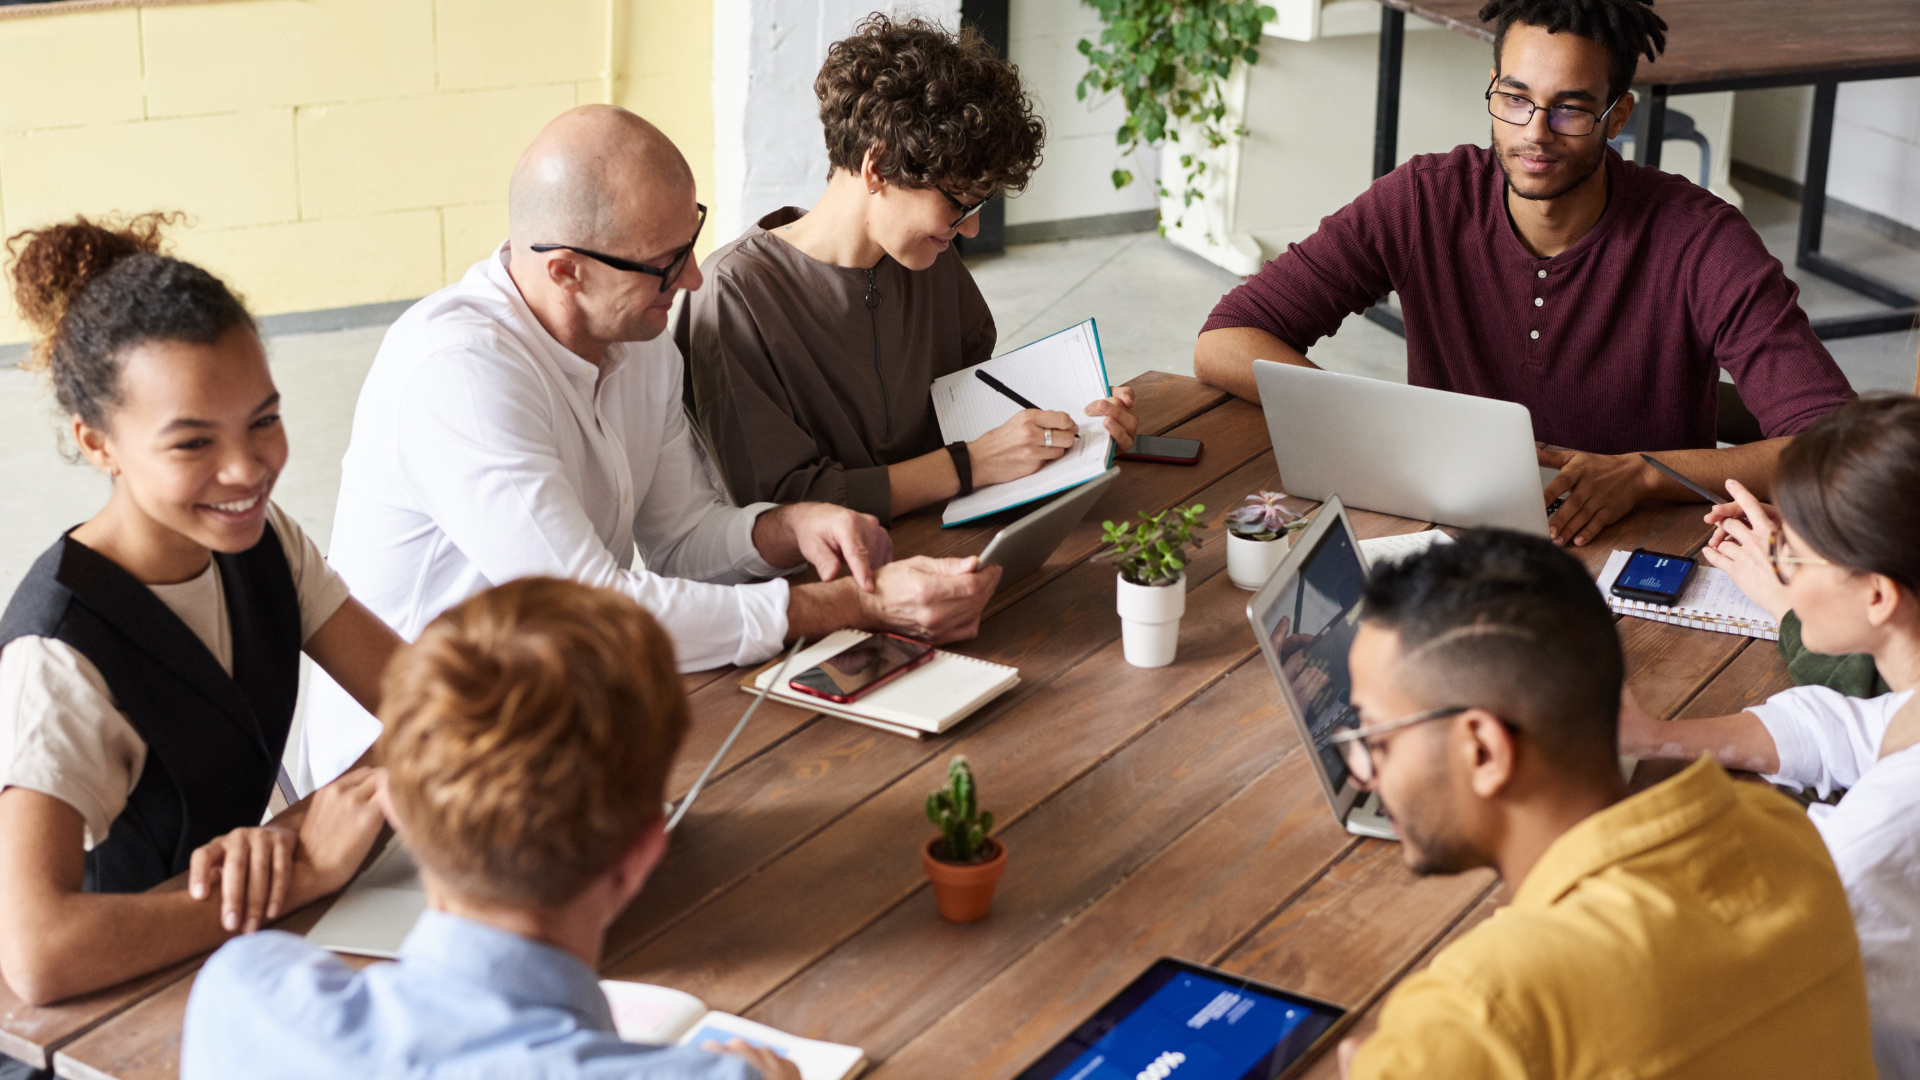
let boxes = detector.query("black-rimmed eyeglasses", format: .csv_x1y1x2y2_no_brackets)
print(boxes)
531,203,707,293
1486,80,1622,137
939,188,996,231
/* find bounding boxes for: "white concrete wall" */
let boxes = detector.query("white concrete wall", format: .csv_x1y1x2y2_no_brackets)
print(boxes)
1004,0,1157,227
1732,79,1920,232
710,0,962,246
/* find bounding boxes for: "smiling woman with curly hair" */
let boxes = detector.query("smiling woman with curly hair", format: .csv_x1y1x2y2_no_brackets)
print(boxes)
677,15,1138,525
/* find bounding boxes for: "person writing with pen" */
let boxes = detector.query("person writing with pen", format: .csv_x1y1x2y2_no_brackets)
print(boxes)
678,16,1138,525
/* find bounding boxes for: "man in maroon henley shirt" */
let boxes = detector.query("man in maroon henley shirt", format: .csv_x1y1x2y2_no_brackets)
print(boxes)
1195,0,1855,548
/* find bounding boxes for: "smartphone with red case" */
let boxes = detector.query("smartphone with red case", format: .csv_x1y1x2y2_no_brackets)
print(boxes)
788,634,937,704
1116,435,1202,465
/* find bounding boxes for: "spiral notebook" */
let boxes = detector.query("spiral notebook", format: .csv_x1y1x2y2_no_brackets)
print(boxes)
1595,549,1780,640
738,630,1020,738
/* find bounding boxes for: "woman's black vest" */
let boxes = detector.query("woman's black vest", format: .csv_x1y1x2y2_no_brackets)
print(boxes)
0,528,300,893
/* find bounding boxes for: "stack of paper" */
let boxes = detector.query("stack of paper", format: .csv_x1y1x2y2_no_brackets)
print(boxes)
931,319,1115,526
1595,550,1780,640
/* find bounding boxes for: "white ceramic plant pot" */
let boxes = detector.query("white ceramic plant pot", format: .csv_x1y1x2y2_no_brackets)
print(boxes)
1226,531,1291,590
1116,572,1187,668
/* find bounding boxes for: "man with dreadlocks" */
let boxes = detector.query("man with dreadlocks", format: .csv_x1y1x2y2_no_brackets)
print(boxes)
1194,0,1854,550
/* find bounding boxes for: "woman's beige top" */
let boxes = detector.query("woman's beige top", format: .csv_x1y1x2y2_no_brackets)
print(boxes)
676,207,995,525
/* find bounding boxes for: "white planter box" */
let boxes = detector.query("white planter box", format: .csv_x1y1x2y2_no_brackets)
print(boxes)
1227,531,1292,590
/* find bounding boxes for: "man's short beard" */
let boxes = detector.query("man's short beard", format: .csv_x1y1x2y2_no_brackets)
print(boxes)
1494,123,1608,203
1399,816,1481,877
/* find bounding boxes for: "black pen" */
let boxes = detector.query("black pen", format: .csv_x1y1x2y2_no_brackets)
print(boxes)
1638,454,1728,504
976,370,1041,411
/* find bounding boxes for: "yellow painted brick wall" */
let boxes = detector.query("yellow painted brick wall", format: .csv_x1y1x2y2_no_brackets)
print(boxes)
0,0,716,346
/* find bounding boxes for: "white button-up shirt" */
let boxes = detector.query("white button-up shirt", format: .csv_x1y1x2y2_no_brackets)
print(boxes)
304,244,789,786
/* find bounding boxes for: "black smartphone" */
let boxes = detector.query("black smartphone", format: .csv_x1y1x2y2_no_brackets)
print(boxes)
788,634,936,703
1116,435,1202,465
1609,548,1697,606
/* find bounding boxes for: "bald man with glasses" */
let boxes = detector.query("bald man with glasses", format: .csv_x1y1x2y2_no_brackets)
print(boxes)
303,106,999,787
1194,0,1855,551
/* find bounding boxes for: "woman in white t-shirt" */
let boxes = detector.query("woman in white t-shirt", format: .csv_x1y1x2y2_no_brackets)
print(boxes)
0,216,401,1010
1620,395,1920,1078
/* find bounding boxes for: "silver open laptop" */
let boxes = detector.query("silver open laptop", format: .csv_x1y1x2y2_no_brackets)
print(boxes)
1246,496,1395,840
1252,361,1555,536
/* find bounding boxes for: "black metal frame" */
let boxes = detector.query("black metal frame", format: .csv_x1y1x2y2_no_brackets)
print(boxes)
1367,5,1920,340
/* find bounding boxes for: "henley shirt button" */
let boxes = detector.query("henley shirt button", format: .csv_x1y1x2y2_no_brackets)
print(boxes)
1534,297,1544,307
1530,330,1540,339
1537,269,1547,278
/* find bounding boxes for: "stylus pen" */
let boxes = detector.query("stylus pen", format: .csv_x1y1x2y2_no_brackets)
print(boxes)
1638,454,1728,504
666,637,805,833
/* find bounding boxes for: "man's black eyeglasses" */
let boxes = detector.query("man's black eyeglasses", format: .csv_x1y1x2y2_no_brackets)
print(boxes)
1486,81,1623,137
939,188,996,231
531,203,707,293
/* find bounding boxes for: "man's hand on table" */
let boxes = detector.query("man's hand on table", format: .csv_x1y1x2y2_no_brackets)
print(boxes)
858,557,1002,643
754,502,894,589
1537,446,1658,548
188,767,386,935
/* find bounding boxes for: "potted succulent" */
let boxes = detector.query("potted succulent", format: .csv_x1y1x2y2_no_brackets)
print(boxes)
922,757,1005,923
1226,490,1308,590
1099,503,1206,668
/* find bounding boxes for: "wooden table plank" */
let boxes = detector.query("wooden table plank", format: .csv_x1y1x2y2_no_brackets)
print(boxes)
869,735,1357,1079
0,966,194,1073
745,654,1312,1059
1677,638,1794,720
1383,0,1920,87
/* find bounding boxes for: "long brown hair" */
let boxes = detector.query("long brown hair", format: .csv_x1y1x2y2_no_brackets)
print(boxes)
1776,396,1920,593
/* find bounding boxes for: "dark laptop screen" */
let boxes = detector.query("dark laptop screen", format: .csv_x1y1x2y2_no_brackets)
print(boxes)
1258,525,1368,791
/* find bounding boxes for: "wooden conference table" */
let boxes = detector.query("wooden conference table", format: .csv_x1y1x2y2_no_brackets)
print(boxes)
1366,0,1920,341
4,372,1796,1080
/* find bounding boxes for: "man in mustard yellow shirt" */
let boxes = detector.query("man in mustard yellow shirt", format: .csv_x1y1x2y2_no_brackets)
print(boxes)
1333,529,1875,1079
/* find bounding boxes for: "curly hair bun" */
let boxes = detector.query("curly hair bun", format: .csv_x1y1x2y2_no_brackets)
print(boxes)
6,212,179,368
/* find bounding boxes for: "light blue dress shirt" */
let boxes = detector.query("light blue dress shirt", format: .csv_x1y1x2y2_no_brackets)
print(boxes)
182,909,759,1080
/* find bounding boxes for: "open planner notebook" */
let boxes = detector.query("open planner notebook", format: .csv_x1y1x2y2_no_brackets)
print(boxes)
931,318,1115,526
303,845,867,1080
738,629,1020,738
1595,549,1781,640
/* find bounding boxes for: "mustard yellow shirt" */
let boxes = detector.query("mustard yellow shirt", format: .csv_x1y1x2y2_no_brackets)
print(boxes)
1353,758,1876,1079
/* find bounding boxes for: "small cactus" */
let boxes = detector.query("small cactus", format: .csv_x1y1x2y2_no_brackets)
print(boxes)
925,756,995,864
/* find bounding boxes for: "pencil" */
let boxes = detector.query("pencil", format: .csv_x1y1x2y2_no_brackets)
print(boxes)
1639,454,1728,504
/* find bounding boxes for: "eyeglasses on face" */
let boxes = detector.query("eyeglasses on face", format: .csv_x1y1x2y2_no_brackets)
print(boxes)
938,187,997,231
1485,80,1622,137
1327,704,1473,786
530,203,707,294
1767,531,1833,584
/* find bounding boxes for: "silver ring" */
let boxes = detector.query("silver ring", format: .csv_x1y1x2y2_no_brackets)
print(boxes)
1044,429,1053,448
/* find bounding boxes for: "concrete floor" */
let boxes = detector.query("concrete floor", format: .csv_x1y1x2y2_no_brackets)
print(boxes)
2,178,1916,599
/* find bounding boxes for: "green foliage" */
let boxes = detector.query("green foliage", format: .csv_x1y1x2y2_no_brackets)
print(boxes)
926,756,995,864
1076,0,1276,230
1100,503,1207,587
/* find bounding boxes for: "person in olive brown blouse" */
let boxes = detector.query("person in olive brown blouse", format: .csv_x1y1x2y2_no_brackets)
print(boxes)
677,15,1138,526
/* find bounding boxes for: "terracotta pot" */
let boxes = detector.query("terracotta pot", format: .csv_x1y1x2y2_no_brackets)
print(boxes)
922,836,1007,923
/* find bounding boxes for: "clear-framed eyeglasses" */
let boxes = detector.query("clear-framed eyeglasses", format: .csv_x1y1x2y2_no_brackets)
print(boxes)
1326,704,1472,785
1768,531,1832,584
1486,80,1623,137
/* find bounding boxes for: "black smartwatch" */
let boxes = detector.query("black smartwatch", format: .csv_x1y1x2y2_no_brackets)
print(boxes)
945,441,974,497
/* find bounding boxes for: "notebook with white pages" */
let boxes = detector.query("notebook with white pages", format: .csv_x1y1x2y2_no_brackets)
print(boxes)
738,629,1020,738
601,981,866,1080
931,319,1116,526
1595,549,1781,640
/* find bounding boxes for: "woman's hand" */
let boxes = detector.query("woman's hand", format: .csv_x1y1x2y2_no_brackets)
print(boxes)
967,408,1077,486
1084,386,1138,452
1698,479,1790,621
287,768,388,907
189,823,298,934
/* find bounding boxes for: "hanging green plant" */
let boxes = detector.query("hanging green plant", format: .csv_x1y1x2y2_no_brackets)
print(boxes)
1076,0,1277,230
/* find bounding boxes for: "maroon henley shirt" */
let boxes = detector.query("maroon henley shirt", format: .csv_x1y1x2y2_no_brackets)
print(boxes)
1202,145,1855,454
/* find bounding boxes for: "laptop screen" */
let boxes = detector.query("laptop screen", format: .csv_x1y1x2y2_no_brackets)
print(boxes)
1256,524,1368,793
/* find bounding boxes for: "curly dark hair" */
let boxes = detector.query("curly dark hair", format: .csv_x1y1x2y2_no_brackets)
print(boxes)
6,212,253,430
1478,0,1668,105
815,14,1045,193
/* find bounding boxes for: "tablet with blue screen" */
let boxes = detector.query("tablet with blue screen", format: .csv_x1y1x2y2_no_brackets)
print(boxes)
1015,958,1345,1080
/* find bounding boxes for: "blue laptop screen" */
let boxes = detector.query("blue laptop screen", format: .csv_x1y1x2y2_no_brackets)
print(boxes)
1016,960,1343,1080
1258,525,1368,791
